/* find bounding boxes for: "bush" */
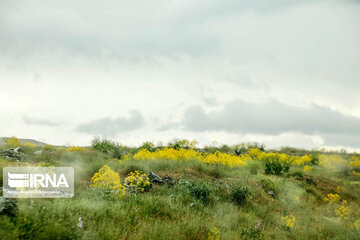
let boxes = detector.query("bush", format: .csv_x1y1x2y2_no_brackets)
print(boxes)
187,181,211,204
139,141,156,152
311,154,319,165
91,137,116,153
291,170,304,180
91,137,126,159
264,155,291,175
231,184,248,207
247,161,262,175
6,137,21,148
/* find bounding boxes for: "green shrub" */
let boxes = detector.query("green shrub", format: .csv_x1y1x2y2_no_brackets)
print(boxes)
231,184,248,207
247,161,262,175
187,181,211,204
264,155,291,175
139,141,156,152
311,154,319,165
91,137,115,153
291,169,304,180
90,137,126,159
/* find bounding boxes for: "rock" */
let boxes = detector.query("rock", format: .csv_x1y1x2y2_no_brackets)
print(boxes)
0,149,22,161
163,175,176,186
0,197,17,217
13,147,24,153
77,217,83,228
148,172,164,184
305,177,317,186
267,190,275,197
34,150,42,155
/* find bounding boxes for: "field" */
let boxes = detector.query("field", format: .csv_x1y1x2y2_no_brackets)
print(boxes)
1,137,360,240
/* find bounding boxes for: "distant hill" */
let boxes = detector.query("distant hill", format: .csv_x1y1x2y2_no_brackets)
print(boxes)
0,137,45,146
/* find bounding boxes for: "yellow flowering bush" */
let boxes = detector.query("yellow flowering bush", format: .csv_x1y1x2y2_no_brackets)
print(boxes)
354,219,360,229
324,193,340,203
281,215,296,229
24,142,36,147
90,165,126,197
303,165,312,172
349,156,360,168
248,148,261,158
120,153,132,161
203,151,248,167
258,152,293,165
124,170,151,193
6,137,21,148
335,204,349,219
134,148,248,167
208,227,220,240
293,155,312,166
323,192,350,219
256,152,312,166
352,171,360,178
67,146,86,152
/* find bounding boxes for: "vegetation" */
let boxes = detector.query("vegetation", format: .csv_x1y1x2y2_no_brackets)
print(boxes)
0,137,360,239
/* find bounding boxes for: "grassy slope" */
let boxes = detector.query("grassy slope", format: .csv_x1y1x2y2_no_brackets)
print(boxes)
0,146,360,240
0,137,45,146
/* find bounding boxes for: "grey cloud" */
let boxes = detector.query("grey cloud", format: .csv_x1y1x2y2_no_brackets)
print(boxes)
180,100,360,136
76,110,145,136
203,96,218,106
322,134,360,148
23,116,59,126
0,0,356,61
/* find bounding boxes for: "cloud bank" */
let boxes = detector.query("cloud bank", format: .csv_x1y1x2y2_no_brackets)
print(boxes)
76,110,145,137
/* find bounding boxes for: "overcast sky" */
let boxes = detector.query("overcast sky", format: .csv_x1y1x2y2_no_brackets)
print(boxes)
1,0,359,150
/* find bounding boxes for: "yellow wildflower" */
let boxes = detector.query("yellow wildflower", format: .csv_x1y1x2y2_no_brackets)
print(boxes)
324,193,340,203
335,204,349,219
208,227,220,240
6,137,21,147
67,146,86,152
303,165,312,172
90,165,126,197
281,215,296,229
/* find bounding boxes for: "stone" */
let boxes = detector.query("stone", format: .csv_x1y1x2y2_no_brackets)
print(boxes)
148,172,164,184
13,147,24,153
77,217,83,228
34,150,42,155
163,175,176,186
0,149,22,161
267,190,275,197
305,177,317,186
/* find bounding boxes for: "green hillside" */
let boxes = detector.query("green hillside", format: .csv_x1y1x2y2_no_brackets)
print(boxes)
0,138,360,239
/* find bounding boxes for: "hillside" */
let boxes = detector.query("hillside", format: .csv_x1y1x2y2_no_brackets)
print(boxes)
0,139,360,239
0,137,45,146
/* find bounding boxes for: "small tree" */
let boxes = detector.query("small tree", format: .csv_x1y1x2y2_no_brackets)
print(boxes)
6,136,21,148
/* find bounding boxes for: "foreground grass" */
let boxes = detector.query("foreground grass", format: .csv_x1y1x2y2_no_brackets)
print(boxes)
0,147,360,239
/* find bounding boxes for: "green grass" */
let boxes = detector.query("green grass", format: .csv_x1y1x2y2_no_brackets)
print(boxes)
0,147,360,240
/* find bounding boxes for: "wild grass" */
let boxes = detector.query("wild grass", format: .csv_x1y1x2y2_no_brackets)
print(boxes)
0,141,360,239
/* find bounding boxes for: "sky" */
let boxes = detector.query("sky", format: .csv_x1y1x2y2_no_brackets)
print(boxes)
0,0,360,150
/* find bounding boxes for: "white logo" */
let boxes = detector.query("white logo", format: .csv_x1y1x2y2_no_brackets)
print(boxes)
3,167,74,198
8,172,69,188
